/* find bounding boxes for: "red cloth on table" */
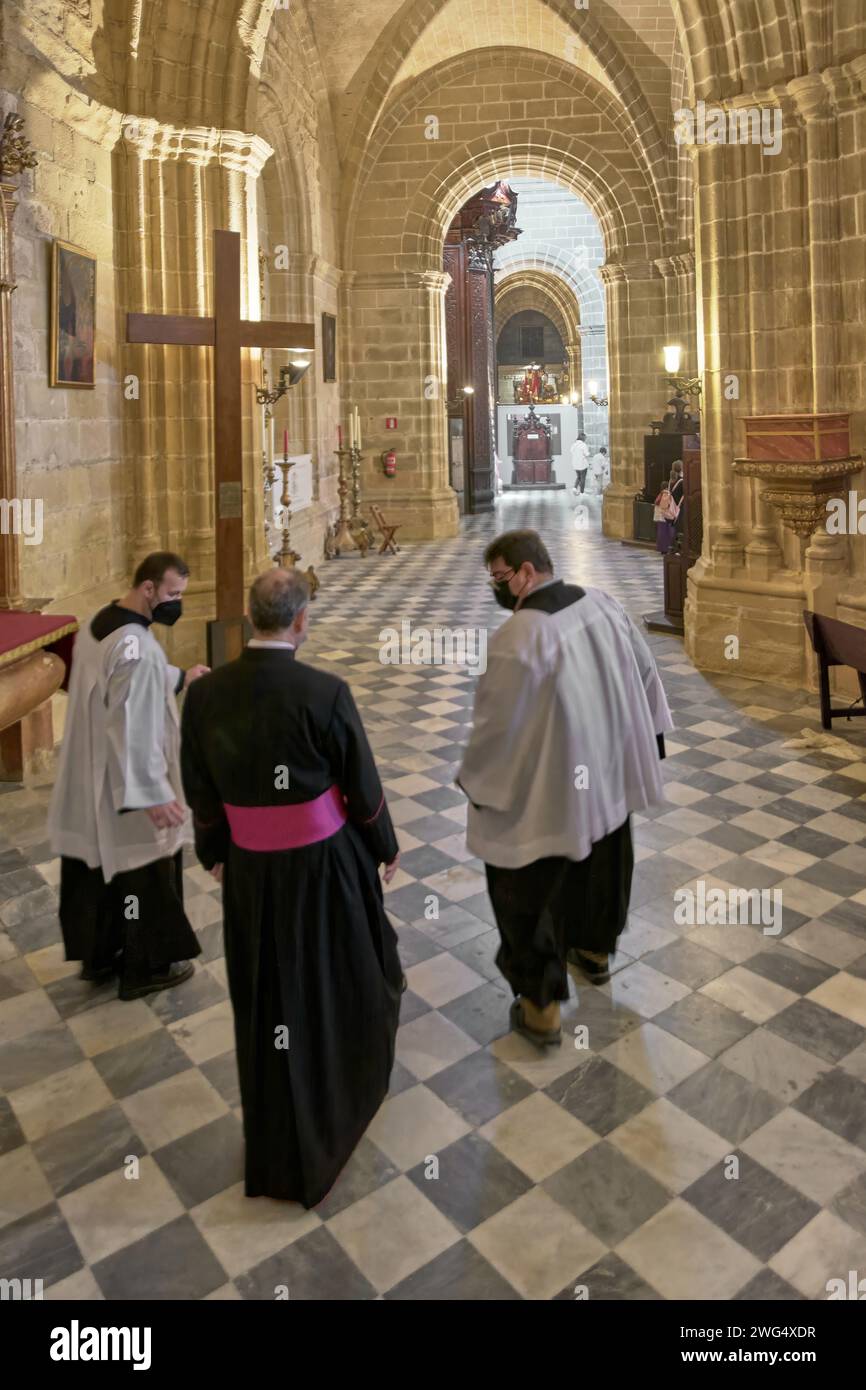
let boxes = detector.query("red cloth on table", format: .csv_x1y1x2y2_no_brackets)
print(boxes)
0,613,79,692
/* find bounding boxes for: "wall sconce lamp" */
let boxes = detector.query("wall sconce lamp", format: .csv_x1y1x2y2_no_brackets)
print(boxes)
255,356,312,406
663,344,701,399
586,379,609,407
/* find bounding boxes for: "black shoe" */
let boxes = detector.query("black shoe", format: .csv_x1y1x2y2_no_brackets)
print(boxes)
118,961,194,1001
567,949,611,985
80,962,117,984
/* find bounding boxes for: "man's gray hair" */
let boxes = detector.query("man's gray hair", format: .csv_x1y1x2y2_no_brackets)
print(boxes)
249,568,310,633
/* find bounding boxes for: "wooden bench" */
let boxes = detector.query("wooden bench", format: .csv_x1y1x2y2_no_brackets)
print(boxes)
369,504,400,554
803,610,866,730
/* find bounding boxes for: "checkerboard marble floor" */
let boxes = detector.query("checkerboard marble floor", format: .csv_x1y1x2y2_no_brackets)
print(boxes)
2,492,866,1300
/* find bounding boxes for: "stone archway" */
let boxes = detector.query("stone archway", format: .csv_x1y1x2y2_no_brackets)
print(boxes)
345,76,673,540
494,270,582,411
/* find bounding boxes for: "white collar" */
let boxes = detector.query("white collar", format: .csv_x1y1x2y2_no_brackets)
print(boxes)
247,638,296,650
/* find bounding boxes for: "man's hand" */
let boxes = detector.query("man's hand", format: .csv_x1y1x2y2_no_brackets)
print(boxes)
184,664,210,689
382,853,400,885
146,800,187,829
210,863,224,884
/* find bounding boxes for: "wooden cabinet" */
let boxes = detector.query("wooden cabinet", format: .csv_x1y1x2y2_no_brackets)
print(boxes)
511,406,554,484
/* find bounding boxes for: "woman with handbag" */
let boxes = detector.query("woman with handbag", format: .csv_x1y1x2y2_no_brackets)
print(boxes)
654,460,683,554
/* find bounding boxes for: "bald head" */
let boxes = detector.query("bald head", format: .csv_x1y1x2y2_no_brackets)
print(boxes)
248,568,311,643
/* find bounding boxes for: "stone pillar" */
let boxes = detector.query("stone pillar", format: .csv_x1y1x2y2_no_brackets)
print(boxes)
565,341,582,401
790,76,852,609
0,179,24,610
342,269,459,540
600,258,668,539
466,245,496,512
691,142,746,578
655,246,698,393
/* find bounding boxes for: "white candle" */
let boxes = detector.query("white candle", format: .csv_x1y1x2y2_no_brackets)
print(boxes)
355,406,362,451
349,410,356,449
269,416,275,468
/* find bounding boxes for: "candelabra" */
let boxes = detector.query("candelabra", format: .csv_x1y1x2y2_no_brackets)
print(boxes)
274,447,320,595
261,394,277,559
348,446,375,554
330,448,359,556
275,453,300,569
666,374,702,400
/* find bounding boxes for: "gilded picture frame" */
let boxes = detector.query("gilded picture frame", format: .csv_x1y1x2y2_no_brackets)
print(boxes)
50,239,96,388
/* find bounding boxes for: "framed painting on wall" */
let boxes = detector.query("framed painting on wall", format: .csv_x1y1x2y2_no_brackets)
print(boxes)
322,312,336,382
50,239,96,388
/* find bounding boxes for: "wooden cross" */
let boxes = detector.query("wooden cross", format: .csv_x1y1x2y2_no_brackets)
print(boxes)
127,229,314,665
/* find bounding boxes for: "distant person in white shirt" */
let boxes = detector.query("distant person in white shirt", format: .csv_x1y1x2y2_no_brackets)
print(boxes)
590,446,609,494
570,433,591,494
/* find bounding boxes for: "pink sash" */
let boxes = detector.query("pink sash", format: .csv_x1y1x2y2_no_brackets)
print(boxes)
224,784,347,851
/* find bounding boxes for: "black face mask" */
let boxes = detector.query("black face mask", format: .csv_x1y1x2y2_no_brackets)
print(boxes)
492,579,520,611
150,599,182,627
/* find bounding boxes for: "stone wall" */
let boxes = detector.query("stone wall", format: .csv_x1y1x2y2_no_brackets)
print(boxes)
4,5,129,621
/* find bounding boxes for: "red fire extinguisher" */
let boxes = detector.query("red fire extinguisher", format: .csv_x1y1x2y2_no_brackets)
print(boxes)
382,448,397,477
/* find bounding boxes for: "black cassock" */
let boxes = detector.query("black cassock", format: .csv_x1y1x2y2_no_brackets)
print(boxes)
180,646,402,1208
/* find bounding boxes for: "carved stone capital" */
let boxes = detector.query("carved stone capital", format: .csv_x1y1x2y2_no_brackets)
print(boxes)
600,258,660,286
788,73,834,123
344,270,451,295
118,118,273,176
733,456,864,537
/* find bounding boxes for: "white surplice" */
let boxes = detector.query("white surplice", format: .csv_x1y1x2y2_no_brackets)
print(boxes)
48,618,187,881
457,586,674,868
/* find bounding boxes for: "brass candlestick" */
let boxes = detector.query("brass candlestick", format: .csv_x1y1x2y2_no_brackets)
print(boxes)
272,450,320,596
349,445,362,522
347,445,374,556
276,451,300,568
331,448,359,556
262,398,277,557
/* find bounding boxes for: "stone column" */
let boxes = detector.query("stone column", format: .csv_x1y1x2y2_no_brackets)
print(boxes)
342,268,459,539
790,75,852,598
600,258,667,539
0,179,24,610
466,244,496,512
565,341,582,401
689,141,746,578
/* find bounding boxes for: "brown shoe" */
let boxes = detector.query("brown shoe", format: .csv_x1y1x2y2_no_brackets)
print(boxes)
509,998,562,1049
567,949,611,985
119,961,194,1002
